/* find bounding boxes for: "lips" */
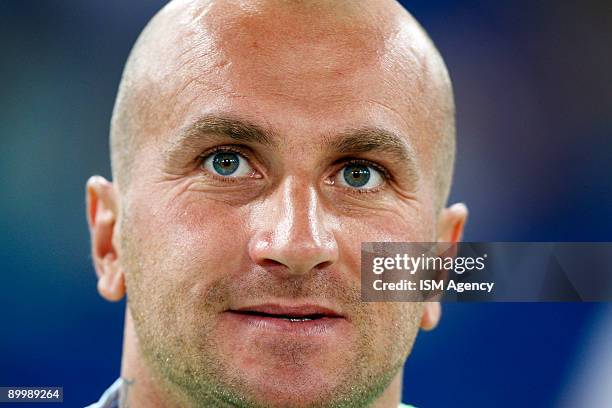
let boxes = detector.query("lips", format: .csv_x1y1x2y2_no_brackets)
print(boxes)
223,303,349,337
229,304,343,322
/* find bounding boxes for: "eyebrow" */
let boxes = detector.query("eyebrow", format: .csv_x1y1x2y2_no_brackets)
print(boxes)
184,116,274,145
165,115,419,181
330,127,417,163
163,116,275,165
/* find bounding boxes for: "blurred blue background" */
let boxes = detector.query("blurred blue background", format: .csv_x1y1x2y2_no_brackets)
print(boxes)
0,1,611,407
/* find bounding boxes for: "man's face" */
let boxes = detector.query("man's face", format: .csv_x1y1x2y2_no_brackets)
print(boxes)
115,3,446,407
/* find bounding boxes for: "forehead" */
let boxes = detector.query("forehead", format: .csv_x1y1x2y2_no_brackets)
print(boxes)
215,3,386,88
136,0,441,159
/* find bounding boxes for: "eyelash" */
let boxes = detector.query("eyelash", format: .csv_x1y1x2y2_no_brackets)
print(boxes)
339,158,391,179
197,145,392,191
332,158,391,194
197,145,257,183
199,145,251,161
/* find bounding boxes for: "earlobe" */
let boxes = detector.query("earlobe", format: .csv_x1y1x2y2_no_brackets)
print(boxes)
86,176,126,302
97,256,126,302
420,302,441,331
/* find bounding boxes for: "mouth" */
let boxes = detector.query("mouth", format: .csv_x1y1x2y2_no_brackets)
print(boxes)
233,310,329,322
228,304,343,321
224,304,347,336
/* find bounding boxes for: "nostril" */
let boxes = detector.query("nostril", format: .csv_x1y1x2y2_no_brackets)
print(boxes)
315,260,333,270
258,259,285,269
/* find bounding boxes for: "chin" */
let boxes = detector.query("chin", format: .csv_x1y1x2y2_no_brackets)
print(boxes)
237,376,341,408
222,347,356,407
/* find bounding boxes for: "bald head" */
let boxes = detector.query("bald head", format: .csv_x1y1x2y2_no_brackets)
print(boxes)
111,0,455,209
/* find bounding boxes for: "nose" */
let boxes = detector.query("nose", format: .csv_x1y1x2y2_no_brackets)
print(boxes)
248,177,339,277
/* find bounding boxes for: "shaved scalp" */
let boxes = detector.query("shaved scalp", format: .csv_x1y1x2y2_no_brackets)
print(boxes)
110,0,455,209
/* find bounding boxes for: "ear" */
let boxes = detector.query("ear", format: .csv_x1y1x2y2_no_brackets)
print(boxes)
420,302,441,331
437,202,468,243
420,203,469,331
86,175,125,302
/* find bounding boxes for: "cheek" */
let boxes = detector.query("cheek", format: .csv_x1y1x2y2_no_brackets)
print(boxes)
369,301,423,358
336,208,435,279
335,213,428,356
123,191,250,296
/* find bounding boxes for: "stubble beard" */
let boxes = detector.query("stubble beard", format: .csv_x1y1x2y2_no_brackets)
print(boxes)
120,225,419,408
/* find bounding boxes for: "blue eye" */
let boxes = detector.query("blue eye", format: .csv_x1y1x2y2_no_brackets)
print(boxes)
203,151,254,177
336,163,384,189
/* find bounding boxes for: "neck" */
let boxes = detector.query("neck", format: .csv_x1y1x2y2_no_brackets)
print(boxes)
120,308,404,408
